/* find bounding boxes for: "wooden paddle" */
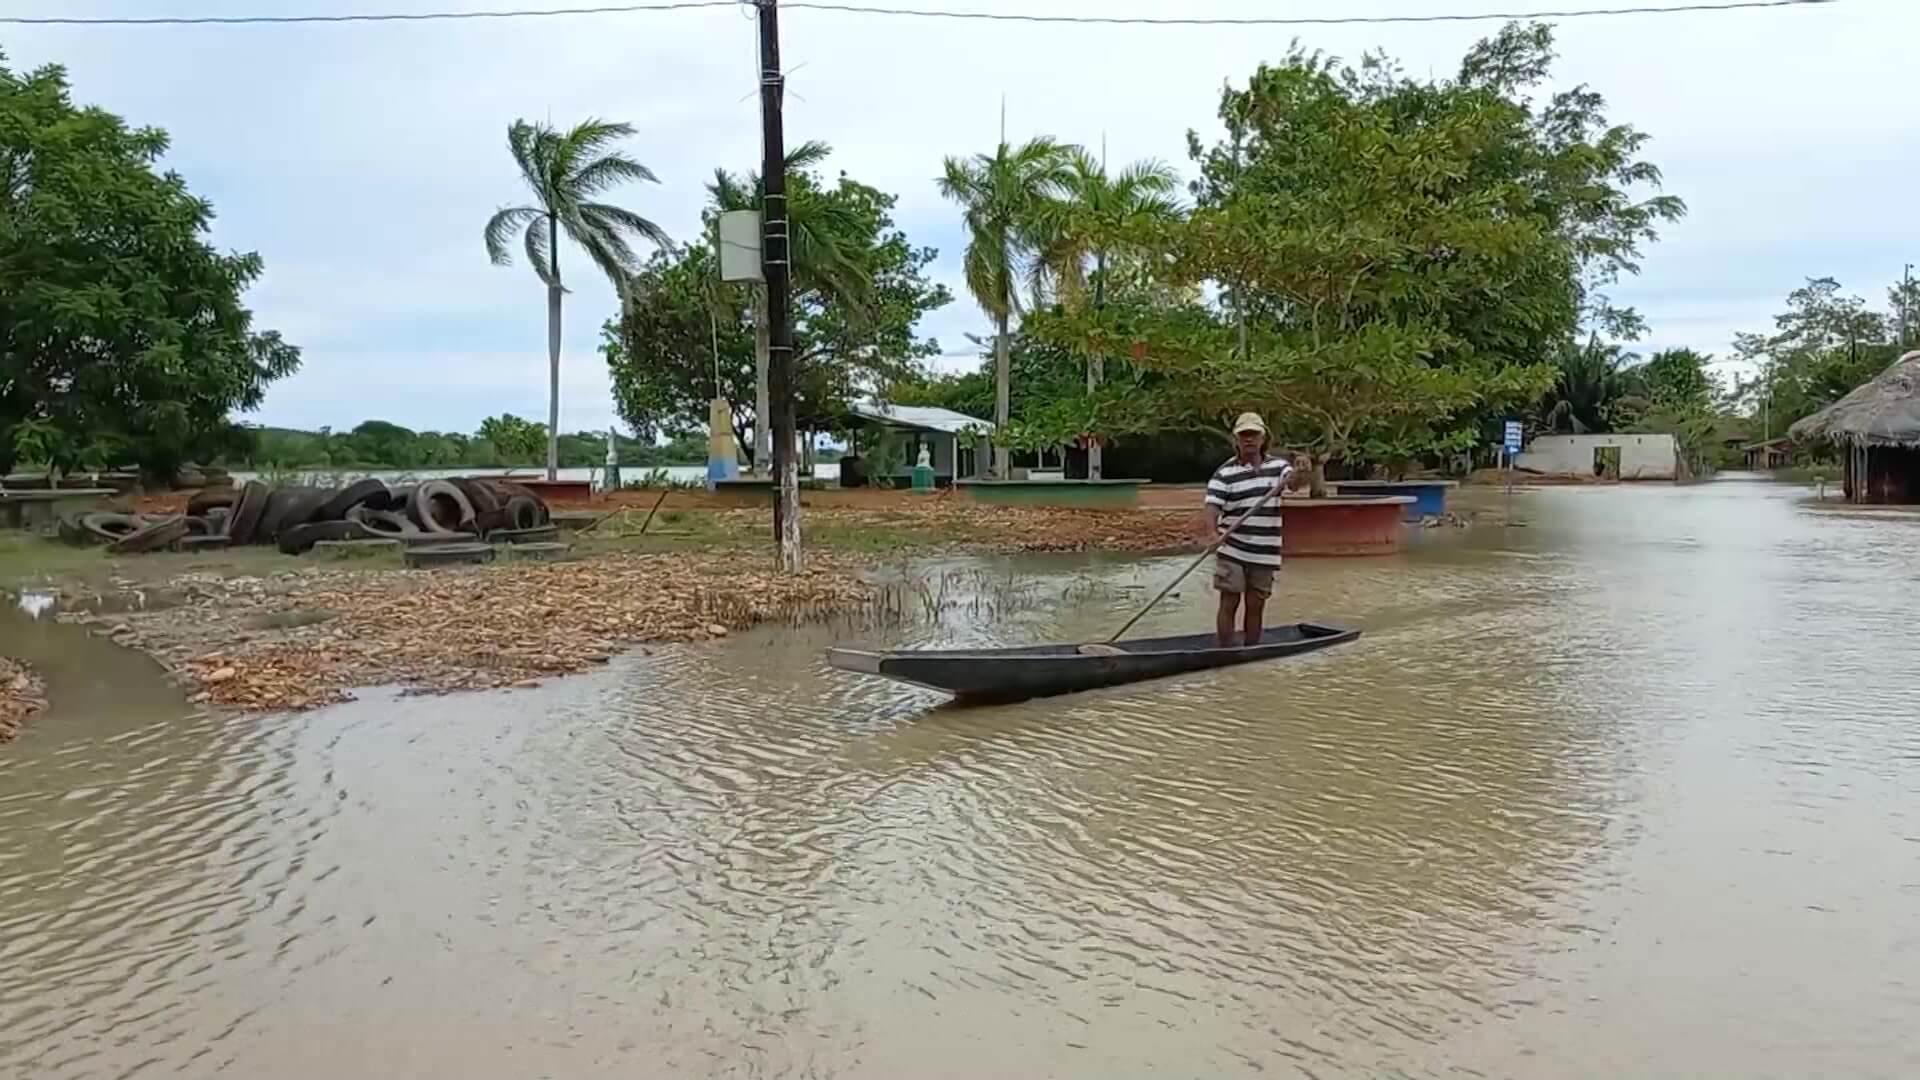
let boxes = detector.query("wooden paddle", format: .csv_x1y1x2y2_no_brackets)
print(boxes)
1082,477,1286,654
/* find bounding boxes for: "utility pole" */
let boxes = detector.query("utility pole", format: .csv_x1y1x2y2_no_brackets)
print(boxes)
756,0,801,571
1902,262,1913,353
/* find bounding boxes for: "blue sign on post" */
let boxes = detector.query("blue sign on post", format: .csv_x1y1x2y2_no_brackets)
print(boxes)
1503,420,1523,455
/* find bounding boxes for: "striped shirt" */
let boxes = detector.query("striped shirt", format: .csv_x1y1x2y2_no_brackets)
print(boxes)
1206,454,1292,568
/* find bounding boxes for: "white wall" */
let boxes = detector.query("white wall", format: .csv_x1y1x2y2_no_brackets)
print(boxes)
1516,433,1678,480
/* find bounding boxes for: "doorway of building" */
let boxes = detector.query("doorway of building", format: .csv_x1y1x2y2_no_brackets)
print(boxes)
1593,445,1622,480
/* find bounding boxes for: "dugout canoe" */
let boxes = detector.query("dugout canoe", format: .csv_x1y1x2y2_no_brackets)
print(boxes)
826,622,1359,703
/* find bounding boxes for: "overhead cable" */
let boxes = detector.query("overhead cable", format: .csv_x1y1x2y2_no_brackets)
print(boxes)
2,0,1839,28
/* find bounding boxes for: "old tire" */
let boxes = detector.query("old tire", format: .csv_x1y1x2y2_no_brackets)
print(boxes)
81,511,141,544
109,515,189,555
471,507,511,539
503,495,543,531
182,515,217,536
497,540,570,562
403,541,494,569
226,481,271,544
412,480,475,534
57,511,96,546
347,506,421,539
311,538,403,560
278,518,373,555
453,477,502,515
399,531,475,547
314,478,391,522
256,487,327,544
187,486,238,516
495,483,550,525
491,524,560,545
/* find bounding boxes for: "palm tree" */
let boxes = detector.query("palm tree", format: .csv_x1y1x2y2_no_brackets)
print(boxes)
1541,335,1641,434
939,137,1074,478
1030,148,1181,477
484,118,669,480
707,140,872,471
1033,148,1181,313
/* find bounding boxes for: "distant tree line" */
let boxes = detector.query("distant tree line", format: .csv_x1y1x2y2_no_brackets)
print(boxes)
1532,273,1920,472
236,416,708,471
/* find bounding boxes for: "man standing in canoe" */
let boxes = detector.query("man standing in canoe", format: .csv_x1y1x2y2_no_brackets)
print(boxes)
1205,413,1295,647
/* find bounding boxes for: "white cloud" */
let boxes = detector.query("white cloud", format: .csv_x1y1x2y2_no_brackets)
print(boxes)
9,0,1916,433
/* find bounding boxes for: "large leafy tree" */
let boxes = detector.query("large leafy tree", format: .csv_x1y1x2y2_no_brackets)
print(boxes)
484,118,669,481
938,137,1074,477
604,169,949,459
1730,276,1904,438
1035,23,1680,487
0,54,300,479
708,140,874,466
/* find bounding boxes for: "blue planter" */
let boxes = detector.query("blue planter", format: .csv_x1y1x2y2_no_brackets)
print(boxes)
1328,480,1457,521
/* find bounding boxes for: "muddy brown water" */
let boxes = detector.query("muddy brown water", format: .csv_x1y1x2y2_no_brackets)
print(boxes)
3,479,1918,1078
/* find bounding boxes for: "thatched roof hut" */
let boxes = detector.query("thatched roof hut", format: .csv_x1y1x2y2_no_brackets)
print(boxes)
1790,350,1920,504
1790,350,1920,447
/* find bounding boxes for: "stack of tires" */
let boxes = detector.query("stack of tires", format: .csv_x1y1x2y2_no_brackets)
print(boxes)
57,477,552,555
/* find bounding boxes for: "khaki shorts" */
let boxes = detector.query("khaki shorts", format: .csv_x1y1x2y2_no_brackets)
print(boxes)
1213,556,1275,597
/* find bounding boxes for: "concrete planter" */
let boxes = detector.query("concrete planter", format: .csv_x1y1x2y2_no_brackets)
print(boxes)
1328,479,1459,521
1279,496,1415,556
956,478,1147,509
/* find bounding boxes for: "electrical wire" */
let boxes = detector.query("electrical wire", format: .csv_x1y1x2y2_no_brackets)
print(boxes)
0,0,1839,28
787,0,1837,26
1,2,736,25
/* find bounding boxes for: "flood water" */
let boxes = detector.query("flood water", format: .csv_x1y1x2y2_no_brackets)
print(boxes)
2,479,1917,1078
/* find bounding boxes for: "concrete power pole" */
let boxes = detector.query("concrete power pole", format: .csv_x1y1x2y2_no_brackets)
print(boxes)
756,0,801,571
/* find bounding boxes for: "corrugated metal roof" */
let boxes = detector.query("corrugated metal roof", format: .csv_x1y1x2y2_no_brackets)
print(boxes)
849,401,994,435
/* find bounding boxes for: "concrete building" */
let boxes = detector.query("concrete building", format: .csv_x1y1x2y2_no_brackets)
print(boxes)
841,402,993,486
1515,433,1679,480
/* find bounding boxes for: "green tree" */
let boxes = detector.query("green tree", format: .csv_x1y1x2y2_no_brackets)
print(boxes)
484,118,669,481
1539,337,1642,434
938,137,1075,477
1632,348,1718,412
1730,277,1901,438
477,414,548,464
1030,149,1183,476
708,140,876,466
1034,24,1678,486
1031,149,1182,312
0,53,300,479
605,168,949,462
344,420,419,466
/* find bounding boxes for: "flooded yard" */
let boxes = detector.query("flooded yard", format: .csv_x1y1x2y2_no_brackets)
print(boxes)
2,479,1917,1078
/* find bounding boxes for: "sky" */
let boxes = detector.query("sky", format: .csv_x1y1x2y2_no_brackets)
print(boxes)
7,0,1916,436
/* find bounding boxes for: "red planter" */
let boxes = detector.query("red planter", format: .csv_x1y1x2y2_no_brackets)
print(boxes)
1279,496,1413,556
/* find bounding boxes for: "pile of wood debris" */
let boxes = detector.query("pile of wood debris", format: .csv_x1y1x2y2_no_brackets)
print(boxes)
66,554,873,713
0,658,46,742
